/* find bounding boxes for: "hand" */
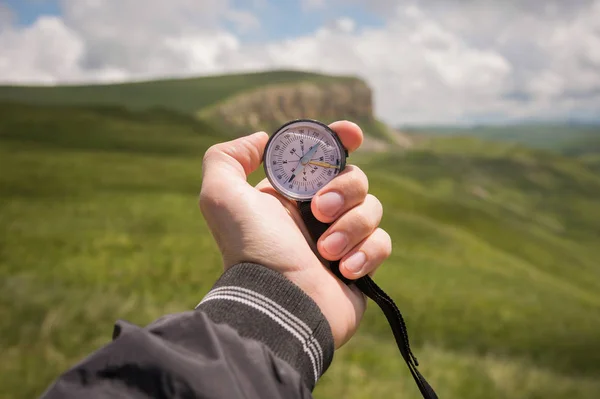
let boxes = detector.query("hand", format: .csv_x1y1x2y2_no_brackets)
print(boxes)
199,121,392,348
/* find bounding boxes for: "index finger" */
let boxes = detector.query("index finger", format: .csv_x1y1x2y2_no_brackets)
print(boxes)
329,121,363,153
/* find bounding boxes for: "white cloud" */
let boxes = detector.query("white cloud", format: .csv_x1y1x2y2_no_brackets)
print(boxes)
223,5,517,124
0,16,86,83
536,0,600,99
164,33,240,74
59,0,250,77
331,17,355,34
0,0,253,83
0,0,599,125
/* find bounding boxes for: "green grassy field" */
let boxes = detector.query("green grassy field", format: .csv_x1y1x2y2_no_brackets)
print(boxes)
578,153,600,173
1,102,600,399
403,124,600,156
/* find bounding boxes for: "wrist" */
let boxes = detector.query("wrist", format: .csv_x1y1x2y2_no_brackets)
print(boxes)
284,267,363,349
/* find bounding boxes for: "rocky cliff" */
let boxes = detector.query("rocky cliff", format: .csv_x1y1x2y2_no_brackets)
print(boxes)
198,78,376,137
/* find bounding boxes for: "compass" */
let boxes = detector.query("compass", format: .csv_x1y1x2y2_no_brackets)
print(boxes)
263,119,348,202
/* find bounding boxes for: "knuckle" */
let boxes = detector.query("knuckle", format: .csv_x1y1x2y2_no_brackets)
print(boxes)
204,143,220,157
380,229,393,257
202,150,217,171
203,143,223,163
352,210,372,232
199,180,226,214
198,186,215,212
338,165,368,197
367,194,383,216
348,166,369,196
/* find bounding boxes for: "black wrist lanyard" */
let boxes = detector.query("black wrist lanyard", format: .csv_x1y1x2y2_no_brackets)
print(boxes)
298,201,438,399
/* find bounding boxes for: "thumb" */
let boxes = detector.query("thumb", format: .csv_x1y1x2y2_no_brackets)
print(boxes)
201,131,269,190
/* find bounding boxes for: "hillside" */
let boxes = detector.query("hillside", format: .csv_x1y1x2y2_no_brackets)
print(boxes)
580,153,600,173
0,70,358,113
402,124,600,157
0,70,392,142
1,102,600,399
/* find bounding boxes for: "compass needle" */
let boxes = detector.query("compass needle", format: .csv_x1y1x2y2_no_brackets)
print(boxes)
308,160,338,169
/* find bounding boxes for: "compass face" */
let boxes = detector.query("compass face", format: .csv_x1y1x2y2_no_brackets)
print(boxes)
264,120,347,201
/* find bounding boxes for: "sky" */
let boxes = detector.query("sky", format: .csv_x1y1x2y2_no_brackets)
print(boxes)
0,0,599,126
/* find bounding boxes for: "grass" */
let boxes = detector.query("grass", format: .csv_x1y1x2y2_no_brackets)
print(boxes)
579,153,600,173
403,124,600,156
1,103,600,399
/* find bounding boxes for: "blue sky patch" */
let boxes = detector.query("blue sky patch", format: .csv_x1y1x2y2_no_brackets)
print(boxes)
5,0,383,41
4,0,60,26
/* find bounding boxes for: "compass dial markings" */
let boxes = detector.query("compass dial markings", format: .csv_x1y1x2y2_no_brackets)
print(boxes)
265,121,345,201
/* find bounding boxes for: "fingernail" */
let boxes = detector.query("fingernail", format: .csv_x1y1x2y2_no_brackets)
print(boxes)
317,192,344,217
322,232,348,257
344,251,366,274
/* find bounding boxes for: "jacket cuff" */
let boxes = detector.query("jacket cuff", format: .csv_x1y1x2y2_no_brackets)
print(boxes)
195,262,334,390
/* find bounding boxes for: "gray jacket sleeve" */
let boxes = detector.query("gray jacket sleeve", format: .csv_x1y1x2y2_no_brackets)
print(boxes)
39,263,335,399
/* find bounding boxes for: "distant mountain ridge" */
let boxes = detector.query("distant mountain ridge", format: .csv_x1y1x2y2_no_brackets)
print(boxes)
3,69,597,156
0,70,393,143
0,70,358,113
